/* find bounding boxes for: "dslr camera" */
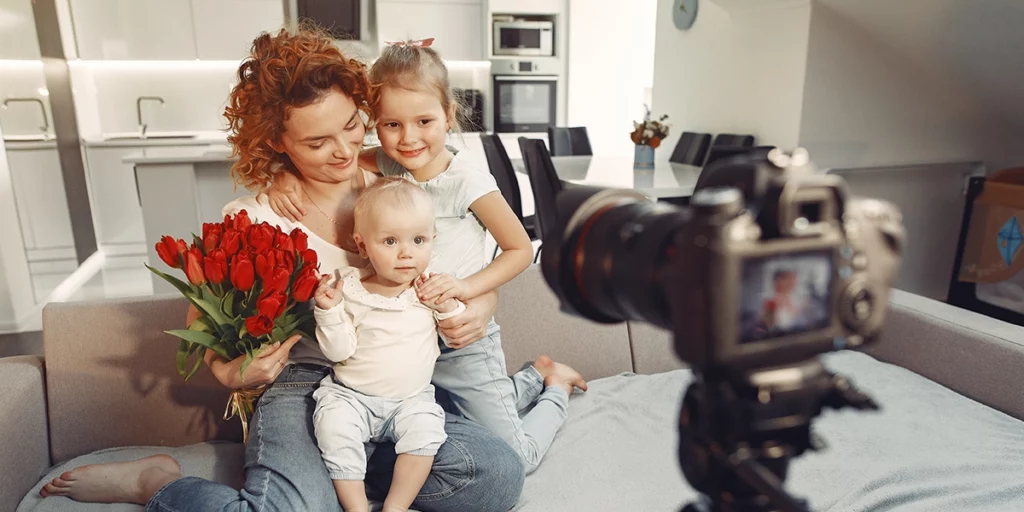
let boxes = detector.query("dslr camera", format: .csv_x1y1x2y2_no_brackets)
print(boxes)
540,148,904,511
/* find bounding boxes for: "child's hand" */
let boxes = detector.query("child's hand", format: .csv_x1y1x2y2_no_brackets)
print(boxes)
415,272,460,312
415,272,470,305
267,171,306,222
313,274,344,310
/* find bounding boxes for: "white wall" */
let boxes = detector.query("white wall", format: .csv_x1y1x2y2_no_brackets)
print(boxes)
566,0,657,157
0,130,36,331
650,1,811,164
799,1,1024,171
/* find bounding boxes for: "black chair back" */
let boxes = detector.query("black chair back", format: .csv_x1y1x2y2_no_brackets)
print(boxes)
669,132,712,165
546,126,593,156
703,145,775,169
710,133,756,149
480,134,524,221
518,137,563,239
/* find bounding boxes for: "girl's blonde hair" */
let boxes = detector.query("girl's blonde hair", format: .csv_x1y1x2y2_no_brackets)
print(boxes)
368,41,468,131
353,177,435,235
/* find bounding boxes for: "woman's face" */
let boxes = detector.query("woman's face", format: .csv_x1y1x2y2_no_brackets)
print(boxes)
276,87,366,184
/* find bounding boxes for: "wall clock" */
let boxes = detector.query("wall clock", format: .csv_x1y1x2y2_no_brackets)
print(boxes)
673,0,699,31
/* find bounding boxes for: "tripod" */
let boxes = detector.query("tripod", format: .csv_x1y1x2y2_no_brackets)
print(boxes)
678,359,879,512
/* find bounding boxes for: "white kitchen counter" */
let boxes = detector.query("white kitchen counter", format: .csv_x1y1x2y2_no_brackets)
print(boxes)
82,130,229,148
123,144,234,164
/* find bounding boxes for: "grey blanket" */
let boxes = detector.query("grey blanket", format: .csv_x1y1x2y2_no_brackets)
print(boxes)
20,351,1024,511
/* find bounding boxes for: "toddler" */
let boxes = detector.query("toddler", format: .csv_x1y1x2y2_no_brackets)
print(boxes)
311,177,463,512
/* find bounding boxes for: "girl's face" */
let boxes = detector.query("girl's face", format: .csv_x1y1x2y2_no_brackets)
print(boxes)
275,87,366,184
375,86,453,175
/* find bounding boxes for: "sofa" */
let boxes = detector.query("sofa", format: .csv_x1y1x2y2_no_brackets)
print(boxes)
5,266,1024,511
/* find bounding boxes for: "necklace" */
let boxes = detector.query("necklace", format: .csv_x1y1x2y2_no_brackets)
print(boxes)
302,185,342,228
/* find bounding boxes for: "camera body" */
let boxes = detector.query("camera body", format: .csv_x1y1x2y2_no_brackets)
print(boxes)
540,149,904,373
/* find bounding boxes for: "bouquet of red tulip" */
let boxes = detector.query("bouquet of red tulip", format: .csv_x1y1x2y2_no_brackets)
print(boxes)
147,210,320,439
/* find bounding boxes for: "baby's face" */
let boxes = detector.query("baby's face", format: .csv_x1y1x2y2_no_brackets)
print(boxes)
360,204,435,286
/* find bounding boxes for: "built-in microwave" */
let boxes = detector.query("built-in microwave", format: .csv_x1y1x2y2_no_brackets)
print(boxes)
492,75,558,133
493,20,554,57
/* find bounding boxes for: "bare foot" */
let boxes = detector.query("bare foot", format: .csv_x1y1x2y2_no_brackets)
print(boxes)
39,454,180,505
534,355,588,395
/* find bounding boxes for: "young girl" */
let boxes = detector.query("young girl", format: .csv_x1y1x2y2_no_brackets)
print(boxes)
269,38,587,474
312,177,461,512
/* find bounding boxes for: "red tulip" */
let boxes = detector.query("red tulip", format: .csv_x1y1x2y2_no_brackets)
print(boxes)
257,290,288,320
264,266,291,294
155,236,187,269
231,209,252,231
274,230,294,252
221,229,243,257
245,315,273,338
291,266,318,303
203,249,228,284
230,253,255,291
254,251,276,281
301,249,318,270
202,223,224,253
290,228,309,252
184,245,206,286
277,249,296,276
248,222,275,253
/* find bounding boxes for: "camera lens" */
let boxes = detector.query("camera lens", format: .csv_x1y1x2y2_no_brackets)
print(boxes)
541,186,690,329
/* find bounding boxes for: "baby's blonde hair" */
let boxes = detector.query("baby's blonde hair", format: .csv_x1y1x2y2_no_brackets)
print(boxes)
353,177,435,235
369,41,468,131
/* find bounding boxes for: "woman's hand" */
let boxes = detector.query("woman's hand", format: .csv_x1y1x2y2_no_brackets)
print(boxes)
438,290,498,349
206,335,302,389
267,171,306,222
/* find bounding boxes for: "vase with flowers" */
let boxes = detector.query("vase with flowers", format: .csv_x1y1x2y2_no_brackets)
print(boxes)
630,105,670,169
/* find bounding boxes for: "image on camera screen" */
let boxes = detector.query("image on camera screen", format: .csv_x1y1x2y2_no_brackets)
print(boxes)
739,250,833,343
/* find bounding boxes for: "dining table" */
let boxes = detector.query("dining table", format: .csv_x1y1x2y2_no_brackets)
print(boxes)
511,155,702,200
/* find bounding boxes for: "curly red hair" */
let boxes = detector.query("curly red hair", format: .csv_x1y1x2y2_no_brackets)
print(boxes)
224,26,374,192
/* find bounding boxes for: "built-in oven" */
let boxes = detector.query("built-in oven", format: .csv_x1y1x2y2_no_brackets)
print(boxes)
492,75,558,133
493,19,554,57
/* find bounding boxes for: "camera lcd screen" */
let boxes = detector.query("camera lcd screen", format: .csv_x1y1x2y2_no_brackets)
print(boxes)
739,250,833,343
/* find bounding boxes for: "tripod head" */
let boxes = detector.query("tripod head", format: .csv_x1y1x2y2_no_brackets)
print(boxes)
678,360,879,512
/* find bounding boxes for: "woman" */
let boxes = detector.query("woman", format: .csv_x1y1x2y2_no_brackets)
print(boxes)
39,27,524,511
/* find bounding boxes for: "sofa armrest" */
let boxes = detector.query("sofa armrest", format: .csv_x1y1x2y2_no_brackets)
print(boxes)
867,289,1024,421
0,355,50,512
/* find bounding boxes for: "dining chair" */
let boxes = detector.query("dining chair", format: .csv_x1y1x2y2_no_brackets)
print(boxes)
546,126,593,156
518,137,564,262
710,133,756,149
669,131,712,165
702,145,775,169
480,134,539,260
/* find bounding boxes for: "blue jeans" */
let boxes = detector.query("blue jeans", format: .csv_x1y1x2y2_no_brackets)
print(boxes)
433,320,569,475
146,364,524,511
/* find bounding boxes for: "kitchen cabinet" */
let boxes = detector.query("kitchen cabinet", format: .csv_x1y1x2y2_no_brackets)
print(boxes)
84,146,148,248
376,0,484,61
5,146,75,254
70,0,197,60
191,0,285,60
0,0,42,60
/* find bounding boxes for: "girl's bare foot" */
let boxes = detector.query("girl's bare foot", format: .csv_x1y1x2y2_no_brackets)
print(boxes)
39,454,181,505
534,355,588,395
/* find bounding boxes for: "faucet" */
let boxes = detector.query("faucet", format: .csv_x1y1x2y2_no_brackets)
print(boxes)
136,96,165,139
2,97,50,140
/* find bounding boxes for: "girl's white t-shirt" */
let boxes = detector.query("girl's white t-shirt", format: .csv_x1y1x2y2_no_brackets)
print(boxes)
221,172,373,367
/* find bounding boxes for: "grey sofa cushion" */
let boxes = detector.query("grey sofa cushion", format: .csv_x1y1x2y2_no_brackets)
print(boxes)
21,351,1024,511
17,442,245,512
